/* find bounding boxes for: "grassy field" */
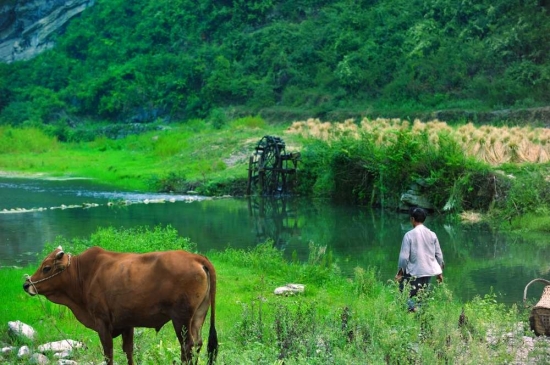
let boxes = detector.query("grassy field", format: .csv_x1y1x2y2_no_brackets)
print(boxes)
0,117,300,192
0,226,543,364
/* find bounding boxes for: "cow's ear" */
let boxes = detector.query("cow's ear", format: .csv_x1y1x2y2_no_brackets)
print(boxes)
55,250,65,260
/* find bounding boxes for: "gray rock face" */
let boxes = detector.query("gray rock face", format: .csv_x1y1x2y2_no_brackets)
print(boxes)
0,0,95,63
399,181,434,211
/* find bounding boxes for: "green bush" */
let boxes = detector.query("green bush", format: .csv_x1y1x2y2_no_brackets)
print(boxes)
0,126,59,153
503,167,550,220
148,171,188,193
45,225,196,255
209,108,229,130
299,128,455,209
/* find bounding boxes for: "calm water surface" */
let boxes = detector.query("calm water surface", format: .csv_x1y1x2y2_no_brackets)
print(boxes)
1,177,548,305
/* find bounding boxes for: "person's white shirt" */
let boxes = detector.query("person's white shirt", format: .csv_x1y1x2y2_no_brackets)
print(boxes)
398,224,444,277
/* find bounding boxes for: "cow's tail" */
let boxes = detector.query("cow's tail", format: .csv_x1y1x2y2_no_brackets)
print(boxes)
204,260,218,365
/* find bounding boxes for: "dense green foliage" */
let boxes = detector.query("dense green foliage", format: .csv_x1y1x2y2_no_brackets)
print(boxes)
280,117,550,223
0,226,537,364
1,0,549,126
295,129,550,226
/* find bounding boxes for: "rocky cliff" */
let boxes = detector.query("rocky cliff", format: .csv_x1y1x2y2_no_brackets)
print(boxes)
0,0,95,63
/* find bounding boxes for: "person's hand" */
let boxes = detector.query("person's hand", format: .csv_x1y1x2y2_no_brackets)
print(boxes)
437,273,443,283
395,269,404,282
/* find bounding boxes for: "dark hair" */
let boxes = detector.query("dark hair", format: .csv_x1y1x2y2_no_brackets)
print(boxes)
410,207,427,223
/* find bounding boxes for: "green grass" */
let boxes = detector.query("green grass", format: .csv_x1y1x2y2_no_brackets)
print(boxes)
510,211,550,232
0,120,300,192
0,226,537,364
0,126,59,154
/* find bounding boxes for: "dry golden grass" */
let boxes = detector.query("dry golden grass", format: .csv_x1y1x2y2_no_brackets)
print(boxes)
285,118,550,165
459,211,484,223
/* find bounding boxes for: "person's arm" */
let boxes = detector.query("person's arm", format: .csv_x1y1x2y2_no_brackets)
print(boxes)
434,233,444,282
434,235,444,269
397,234,411,274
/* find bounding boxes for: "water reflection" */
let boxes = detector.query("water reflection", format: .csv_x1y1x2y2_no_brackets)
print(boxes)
247,197,301,250
1,177,549,305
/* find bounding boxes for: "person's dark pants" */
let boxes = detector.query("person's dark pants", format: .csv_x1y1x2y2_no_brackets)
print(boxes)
399,274,432,311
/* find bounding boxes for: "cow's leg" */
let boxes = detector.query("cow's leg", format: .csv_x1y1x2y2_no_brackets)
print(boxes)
172,319,194,364
190,311,208,355
121,327,134,365
190,291,211,357
97,325,114,365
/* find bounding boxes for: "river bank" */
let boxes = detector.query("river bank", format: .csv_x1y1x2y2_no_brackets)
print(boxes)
0,170,94,180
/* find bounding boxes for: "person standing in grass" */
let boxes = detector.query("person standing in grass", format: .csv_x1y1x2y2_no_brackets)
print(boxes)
395,207,444,312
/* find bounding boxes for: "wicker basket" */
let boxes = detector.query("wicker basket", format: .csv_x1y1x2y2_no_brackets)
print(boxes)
524,278,550,336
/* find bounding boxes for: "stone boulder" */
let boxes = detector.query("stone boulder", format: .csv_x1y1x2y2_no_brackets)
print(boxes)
274,283,305,296
8,320,36,340
2,321,86,363
399,181,434,211
30,352,49,364
38,339,85,353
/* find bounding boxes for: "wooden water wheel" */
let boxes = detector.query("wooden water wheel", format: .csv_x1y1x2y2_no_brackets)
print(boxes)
247,135,299,196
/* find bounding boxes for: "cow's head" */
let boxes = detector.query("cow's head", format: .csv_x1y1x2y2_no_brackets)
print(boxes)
23,246,71,296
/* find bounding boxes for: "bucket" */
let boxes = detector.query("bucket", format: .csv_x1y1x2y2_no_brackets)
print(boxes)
523,278,550,336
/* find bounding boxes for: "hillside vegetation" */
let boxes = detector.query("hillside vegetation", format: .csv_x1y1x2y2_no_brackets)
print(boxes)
0,0,549,126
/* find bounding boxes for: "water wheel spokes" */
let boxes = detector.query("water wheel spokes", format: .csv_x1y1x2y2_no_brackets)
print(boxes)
248,135,297,196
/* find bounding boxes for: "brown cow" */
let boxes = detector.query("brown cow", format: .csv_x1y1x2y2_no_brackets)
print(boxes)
23,246,218,365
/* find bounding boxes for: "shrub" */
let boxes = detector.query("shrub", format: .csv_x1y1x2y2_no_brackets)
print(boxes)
148,171,188,193
0,126,58,153
209,108,228,130
45,225,195,255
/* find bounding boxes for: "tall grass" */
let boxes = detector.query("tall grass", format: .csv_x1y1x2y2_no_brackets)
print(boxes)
287,118,550,165
294,120,476,209
1,226,537,364
0,126,59,154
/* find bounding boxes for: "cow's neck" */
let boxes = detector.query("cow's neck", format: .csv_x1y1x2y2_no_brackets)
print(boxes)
47,254,97,330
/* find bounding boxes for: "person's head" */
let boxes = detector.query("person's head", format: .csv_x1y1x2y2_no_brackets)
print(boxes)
409,207,427,224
